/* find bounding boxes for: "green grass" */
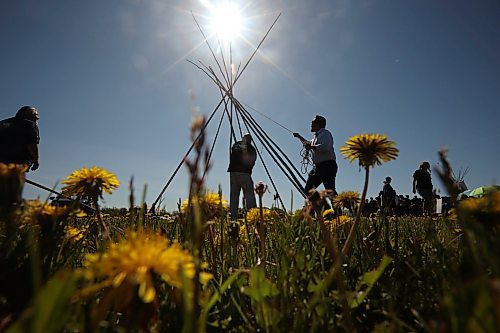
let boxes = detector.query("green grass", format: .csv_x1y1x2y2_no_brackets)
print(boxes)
1,205,498,332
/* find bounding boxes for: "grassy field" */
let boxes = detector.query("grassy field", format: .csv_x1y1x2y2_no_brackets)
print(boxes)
0,125,498,332
1,176,499,332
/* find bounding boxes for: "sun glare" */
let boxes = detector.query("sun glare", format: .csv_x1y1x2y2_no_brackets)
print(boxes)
210,2,243,43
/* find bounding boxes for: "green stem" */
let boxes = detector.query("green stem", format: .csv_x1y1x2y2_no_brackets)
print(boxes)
93,197,111,242
315,211,336,261
342,166,370,257
258,195,266,270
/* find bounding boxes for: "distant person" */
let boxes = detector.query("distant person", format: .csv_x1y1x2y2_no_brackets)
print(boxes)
0,106,40,171
413,162,433,216
362,199,370,217
368,197,379,216
381,176,397,215
293,115,338,197
227,133,257,222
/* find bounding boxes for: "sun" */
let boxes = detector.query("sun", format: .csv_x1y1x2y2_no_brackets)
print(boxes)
209,2,243,43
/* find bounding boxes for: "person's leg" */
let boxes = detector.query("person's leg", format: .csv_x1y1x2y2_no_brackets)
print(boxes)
425,191,434,216
319,160,338,196
305,167,321,196
314,161,337,211
242,174,257,210
418,188,432,216
229,173,242,220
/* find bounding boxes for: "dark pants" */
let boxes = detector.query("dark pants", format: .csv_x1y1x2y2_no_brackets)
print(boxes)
305,160,338,196
417,187,433,216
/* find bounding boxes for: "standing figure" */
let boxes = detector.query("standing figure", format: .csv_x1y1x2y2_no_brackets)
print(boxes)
413,161,433,216
0,106,40,171
381,176,397,215
227,133,257,221
293,115,338,197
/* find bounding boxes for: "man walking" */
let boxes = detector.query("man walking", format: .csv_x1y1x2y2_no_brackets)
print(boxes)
293,115,338,197
413,161,433,216
0,106,40,171
227,133,257,221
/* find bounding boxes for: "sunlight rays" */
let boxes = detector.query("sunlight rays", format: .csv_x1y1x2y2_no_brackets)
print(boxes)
150,0,326,112
237,34,329,111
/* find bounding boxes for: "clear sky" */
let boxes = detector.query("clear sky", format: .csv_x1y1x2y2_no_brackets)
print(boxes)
1,0,499,210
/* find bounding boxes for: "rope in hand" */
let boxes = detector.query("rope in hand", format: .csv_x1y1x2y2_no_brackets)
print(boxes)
300,147,313,174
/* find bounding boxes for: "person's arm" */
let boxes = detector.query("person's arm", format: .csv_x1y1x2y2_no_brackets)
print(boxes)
292,132,308,145
26,143,39,170
412,175,417,194
249,145,257,166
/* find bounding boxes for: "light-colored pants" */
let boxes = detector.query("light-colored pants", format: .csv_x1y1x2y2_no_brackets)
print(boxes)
230,172,257,220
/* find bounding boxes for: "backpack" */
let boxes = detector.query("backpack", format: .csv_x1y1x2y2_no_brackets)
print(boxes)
0,117,15,142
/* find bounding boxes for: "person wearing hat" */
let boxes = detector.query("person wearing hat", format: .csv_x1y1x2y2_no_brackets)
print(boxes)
227,133,257,223
381,176,397,215
413,161,433,216
293,115,338,197
0,106,40,171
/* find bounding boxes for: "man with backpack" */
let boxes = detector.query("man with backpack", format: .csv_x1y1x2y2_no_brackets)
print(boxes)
0,106,40,171
227,133,257,222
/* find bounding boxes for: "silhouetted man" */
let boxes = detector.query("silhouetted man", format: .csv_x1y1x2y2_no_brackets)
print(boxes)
381,176,396,215
413,161,433,216
293,115,337,196
228,133,257,221
0,106,40,171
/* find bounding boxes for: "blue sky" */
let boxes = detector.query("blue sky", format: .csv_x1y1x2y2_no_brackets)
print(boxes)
1,0,499,210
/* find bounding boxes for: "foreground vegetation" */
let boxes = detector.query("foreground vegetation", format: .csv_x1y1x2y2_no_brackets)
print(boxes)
1,192,498,332
0,121,498,332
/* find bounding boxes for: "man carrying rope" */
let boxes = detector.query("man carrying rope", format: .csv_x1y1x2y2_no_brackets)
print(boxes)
293,115,338,197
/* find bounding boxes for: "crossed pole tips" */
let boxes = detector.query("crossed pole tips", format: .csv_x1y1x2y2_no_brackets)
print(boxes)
150,11,307,214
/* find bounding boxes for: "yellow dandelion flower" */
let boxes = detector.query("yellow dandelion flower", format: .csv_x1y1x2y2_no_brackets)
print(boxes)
65,226,87,242
203,192,228,208
327,215,352,229
21,199,44,219
0,163,28,176
0,163,28,208
239,224,251,245
322,208,335,219
459,192,500,215
181,191,228,219
75,209,88,218
80,230,212,303
62,166,119,200
40,204,68,217
340,134,399,168
340,134,398,258
333,191,360,210
459,198,485,213
447,208,458,222
491,192,500,214
246,208,274,224
20,200,68,227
